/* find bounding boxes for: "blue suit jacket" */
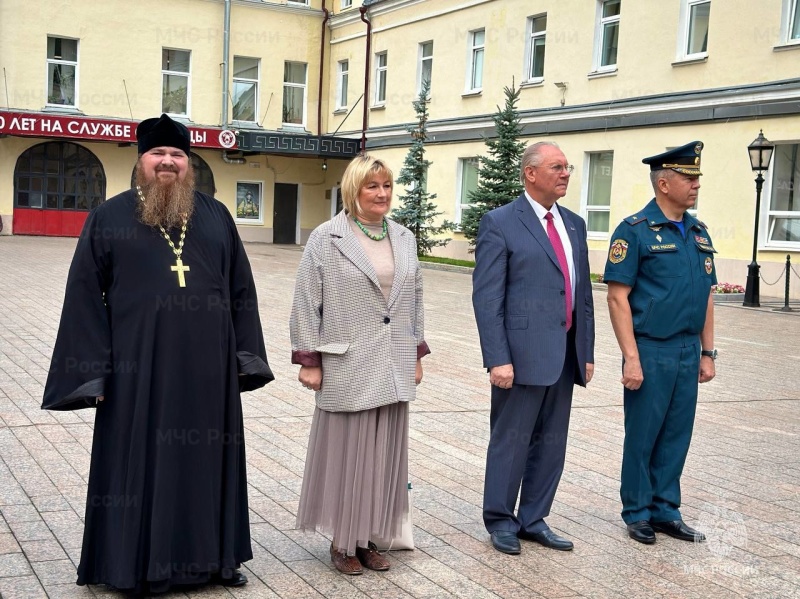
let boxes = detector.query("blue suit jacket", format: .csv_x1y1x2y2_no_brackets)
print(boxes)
472,195,595,387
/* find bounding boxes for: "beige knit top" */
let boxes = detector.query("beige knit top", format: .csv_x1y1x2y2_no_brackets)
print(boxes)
348,216,394,300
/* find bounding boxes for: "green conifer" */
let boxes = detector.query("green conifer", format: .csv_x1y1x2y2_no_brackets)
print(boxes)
460,83,526,250
391,80,454,256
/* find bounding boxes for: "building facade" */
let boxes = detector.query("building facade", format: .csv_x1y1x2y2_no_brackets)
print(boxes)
0,0,358,244
2,0,799,295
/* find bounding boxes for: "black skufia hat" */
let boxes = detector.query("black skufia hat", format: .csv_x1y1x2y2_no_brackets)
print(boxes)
136,113,191,155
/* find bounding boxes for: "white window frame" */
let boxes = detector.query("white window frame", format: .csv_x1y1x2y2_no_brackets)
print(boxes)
417,41,433,96
677,0,710,62
46,36,79,108
231,56,259,123
287,0,309,5
456,157,480,225
341,0,353,8
523,14,547,84
336,59,349,110
374,51,388,106
761,141,800,250
282,61,308,128
465,29,485,93
235,181,264,226
162,48,191,118
581,151,614,238
779,0,800,45
592,0,620,73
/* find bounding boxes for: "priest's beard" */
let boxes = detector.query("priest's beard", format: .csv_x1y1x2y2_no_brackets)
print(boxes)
135,163,196,229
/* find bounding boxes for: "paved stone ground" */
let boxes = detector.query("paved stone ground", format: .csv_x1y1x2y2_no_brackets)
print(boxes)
0,236,799,599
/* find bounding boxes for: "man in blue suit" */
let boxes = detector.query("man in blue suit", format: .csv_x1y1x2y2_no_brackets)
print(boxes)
472,141,595,555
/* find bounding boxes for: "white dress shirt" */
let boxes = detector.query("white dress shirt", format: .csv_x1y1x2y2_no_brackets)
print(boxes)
525,192,576,305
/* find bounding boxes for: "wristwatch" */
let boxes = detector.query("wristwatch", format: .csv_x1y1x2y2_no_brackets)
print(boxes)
701,349,718,360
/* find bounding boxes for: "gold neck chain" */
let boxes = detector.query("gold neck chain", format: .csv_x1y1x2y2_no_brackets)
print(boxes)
136,185,191,287
159,222,187,259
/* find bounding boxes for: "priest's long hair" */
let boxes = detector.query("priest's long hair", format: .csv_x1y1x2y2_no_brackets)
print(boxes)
134,162,196,230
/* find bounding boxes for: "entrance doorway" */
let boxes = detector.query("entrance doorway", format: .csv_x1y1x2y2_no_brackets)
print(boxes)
273,183,298,244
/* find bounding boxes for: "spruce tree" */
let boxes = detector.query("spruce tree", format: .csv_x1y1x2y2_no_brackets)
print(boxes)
460,83,526,250
391,80,454,256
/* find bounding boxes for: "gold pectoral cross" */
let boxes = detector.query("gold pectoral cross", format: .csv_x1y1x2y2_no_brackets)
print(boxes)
171,258,190,288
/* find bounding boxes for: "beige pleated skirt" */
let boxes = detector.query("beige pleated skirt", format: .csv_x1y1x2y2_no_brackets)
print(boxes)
296,401,409,556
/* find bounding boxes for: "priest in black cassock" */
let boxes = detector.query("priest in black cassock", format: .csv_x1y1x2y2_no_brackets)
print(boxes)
43,114,273,594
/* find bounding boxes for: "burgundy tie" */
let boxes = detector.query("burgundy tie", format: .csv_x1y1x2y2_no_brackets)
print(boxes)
544,212,572,331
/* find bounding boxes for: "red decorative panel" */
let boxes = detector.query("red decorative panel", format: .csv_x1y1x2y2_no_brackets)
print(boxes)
12,208,88,237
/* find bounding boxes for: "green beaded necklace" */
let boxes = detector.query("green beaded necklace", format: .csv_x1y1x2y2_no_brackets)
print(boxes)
354,217,388,241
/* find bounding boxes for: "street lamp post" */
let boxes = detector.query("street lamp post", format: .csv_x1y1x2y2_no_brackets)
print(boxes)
743,130,775,308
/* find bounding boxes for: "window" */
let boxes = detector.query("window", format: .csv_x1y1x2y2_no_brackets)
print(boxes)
593,0,620,71
15,142,105,210
418,42,433,95
779,0,800,44
341,0,352,8
46,37,78,107
232,56,259,122
336,60,349,110
584,152,614,235
525,15,547,82
235,181,263,225
793,0,800,39
282,61,307,126
466,30,485,92
456,157,480,224
766,143,800,247
162,48,190,116
678,0,710,60
374,52,387,105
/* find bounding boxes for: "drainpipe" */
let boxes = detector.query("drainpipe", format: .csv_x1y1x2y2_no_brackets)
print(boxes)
222,151,245,164
359,6,372,153
221,0,231,127
220,0,245,165
317,0,329,136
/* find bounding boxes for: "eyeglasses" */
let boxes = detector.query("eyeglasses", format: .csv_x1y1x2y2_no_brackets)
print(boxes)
545,164,574,175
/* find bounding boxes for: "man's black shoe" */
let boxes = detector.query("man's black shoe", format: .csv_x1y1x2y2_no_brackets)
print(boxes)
626,520,656,544
518,529,574,551
213,569,249,587
490,531,521,555
651,520,705,542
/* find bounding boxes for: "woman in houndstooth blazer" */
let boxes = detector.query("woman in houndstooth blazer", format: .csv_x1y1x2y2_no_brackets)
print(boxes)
290,154,430,576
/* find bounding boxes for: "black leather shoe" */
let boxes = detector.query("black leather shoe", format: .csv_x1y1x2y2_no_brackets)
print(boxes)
651,520,705,542
490,531,521,555
518,529,574,551
214,569,248,587
626,520,656,544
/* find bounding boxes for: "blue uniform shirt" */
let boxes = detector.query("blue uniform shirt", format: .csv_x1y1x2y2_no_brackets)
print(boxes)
603,199,718,340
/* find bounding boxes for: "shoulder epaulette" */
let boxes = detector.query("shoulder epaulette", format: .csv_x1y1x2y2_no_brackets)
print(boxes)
623,214,648,225
696,220,708,229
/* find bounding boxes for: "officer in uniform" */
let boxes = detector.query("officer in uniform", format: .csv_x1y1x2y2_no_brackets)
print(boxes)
604,141,717,545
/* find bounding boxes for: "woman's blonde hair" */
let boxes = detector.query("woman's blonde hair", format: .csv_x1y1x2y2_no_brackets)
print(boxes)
340,154,394,218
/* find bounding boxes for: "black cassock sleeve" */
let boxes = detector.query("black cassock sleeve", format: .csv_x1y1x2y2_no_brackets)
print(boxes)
42,208,112,410
228,217,274,392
